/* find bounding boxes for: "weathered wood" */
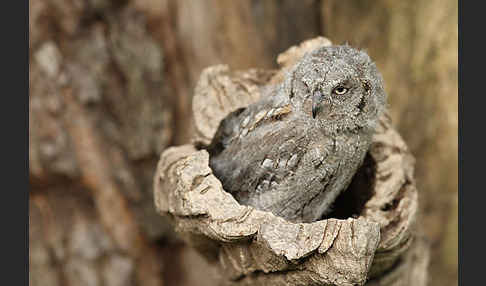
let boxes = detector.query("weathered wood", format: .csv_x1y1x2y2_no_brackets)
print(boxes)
29,1,170,285
154,38,428,286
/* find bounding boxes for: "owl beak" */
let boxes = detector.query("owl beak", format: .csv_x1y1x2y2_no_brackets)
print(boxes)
312,90,322,119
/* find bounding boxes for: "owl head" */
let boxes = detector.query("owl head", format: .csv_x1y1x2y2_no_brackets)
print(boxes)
287,45,387,133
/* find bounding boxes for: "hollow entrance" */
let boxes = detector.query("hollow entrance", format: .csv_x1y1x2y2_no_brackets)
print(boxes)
323,152,376,220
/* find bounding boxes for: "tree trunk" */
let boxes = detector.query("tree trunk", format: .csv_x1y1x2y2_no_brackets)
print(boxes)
320,2,458,284
29,1,457,285
154,37,429,286
30,1,171,285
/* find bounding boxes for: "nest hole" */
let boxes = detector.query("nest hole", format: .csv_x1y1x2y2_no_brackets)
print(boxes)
322,152,376,220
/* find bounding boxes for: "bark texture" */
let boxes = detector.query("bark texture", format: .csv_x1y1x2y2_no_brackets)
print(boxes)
320,3,458,283
154,38,428,286
30,1,457,285
29,1,171,285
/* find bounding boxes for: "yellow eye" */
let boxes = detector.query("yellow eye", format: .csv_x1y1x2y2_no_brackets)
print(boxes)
333,86,348,95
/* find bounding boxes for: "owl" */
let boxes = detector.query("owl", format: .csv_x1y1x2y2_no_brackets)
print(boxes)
207,45,387,223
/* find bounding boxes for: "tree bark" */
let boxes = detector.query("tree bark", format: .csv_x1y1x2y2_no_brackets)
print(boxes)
29,1,457,285
154,38,429,286
319,3,458,283
30,1,171,285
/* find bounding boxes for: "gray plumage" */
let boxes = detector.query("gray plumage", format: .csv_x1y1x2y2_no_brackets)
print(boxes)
208,45,387,223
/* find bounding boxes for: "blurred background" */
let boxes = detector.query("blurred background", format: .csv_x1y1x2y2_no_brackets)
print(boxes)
29,0,458,285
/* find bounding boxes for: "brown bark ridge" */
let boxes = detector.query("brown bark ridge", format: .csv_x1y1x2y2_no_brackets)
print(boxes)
30,0,171,285
154,37,429,286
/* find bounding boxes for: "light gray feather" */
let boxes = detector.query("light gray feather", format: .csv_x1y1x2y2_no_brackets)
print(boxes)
208,45,386,222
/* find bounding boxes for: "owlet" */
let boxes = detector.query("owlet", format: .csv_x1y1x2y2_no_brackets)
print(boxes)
208,45,387,223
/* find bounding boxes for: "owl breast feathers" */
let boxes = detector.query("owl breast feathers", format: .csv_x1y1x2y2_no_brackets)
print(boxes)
208,45,387,223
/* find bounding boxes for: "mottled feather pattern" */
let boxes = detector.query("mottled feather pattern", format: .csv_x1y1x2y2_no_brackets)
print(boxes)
208,45,386,222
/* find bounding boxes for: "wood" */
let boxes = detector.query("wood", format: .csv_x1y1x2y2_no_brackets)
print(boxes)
154,38,428,286
29,1,456,285
29,1,169,285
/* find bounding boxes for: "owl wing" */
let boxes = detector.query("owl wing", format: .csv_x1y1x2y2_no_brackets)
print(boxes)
209,120,305,193
207,88,291,156
209,109,349,222
209,104,335,205
207,89,296,187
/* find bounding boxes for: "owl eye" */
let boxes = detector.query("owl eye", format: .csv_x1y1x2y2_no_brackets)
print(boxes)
332,86,348,95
